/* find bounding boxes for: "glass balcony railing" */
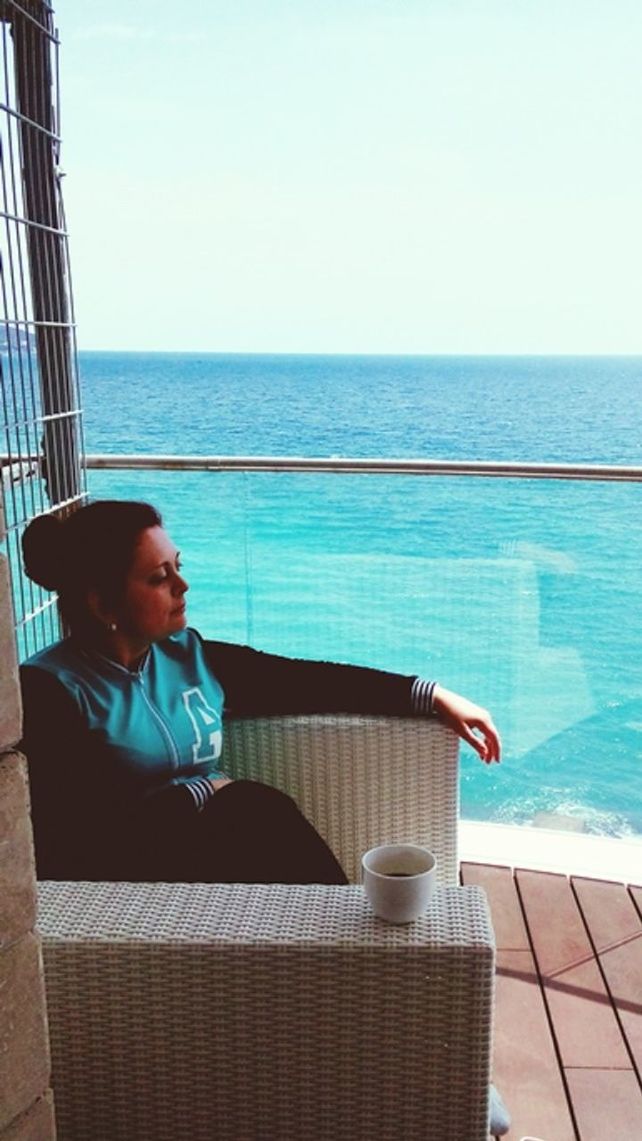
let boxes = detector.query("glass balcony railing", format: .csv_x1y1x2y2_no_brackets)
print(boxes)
79,455,642,841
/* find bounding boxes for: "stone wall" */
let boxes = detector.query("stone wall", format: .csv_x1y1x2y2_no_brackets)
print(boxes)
0,505,55,1139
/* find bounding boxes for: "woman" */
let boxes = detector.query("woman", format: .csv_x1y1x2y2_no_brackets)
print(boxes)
20,499,501,884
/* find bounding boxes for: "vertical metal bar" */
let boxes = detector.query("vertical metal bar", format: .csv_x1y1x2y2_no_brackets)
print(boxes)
242,471,254,645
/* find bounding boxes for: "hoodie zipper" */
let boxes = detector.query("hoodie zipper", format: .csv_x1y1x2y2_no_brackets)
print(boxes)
135,673,180,770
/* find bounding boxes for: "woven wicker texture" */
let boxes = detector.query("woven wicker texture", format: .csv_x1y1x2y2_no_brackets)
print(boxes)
39,882,495,1141
222,716,459,885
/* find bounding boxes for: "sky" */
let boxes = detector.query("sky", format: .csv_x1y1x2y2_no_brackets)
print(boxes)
56,1,642,354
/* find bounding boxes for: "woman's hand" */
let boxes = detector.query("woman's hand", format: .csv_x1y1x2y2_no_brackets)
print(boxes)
209,776,234,791
432,685,501,764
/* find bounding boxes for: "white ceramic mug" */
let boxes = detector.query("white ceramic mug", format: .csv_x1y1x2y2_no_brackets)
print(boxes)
362,842,437,923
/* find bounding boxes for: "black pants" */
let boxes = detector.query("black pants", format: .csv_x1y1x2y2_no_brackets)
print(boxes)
128,780,348,885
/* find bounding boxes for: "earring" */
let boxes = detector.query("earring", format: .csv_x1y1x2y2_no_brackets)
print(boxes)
108,622,117,633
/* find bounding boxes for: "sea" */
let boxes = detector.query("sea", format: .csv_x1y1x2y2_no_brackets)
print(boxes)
78,352,642,838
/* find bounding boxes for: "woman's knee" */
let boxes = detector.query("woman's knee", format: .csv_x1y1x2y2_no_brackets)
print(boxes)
210,779,297,813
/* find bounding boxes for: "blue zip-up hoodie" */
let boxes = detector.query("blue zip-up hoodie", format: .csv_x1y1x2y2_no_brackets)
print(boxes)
24,628,226,802
20,628,435,879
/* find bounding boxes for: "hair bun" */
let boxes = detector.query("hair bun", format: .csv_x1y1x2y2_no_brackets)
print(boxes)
22,513,66,591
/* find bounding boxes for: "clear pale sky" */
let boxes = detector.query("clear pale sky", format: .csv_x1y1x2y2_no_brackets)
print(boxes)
56,1,642,353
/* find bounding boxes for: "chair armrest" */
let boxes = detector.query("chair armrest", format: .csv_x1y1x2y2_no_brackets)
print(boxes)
38,880,494,1141
222,715,459,884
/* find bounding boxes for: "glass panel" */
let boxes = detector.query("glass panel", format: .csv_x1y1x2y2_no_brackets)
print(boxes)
88,468,642,839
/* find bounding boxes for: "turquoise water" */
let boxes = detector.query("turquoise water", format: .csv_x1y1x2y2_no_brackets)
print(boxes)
80,352,642,836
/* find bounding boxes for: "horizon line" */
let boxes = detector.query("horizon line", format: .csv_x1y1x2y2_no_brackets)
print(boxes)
74,347,642,359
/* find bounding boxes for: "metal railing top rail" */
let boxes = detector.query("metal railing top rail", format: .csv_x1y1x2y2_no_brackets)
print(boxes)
76,453,642,482
3,453,642,483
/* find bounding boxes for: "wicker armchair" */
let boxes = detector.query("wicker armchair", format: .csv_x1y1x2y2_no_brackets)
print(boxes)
37,715,496,1141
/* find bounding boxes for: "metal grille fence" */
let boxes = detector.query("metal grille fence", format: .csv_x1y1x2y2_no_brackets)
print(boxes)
0,0,85,659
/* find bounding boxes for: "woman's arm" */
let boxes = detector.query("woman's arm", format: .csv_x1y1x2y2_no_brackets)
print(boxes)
204,639,427,715
202,639,500,763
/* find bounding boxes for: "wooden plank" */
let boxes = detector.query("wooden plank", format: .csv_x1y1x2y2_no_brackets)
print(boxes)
573,876,642,1078
566,1068,642,1141
516,869,630,1068
572,876,641,950
461,863,530,951
493,949,575,1141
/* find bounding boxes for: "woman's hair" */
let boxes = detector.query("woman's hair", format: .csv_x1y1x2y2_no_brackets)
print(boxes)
22,500,162,635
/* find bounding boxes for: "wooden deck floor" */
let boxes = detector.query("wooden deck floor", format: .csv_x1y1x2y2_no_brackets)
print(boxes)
461,863,642,1141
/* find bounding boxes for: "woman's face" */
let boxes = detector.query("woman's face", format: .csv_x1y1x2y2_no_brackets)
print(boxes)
117,526,189,645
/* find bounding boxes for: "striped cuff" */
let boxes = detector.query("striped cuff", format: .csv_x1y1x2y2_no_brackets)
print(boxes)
410,677,437,717
182,776,216,811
